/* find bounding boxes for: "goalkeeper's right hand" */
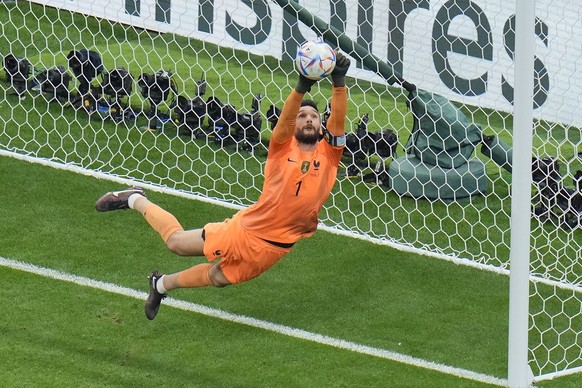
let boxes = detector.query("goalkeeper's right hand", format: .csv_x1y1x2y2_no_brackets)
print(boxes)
294,73,318,94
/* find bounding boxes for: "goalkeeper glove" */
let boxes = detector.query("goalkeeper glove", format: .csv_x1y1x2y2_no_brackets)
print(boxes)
331,51,351,87
295,73,318,94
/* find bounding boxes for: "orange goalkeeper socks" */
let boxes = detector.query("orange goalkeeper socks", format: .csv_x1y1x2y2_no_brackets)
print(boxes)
142,203,183,243
176,263,213,288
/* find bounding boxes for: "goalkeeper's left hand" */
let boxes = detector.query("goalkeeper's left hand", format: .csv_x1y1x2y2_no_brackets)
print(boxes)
331,51,351,87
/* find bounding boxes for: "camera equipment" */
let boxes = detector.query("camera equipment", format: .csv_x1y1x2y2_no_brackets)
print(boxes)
343,113,398,177
206,96,234,141
99,67,134,122
369,129,398,158
138,70,177,130
28,65,72,103
343,114,369,177
574,170,582,191
206,94,263,151
481,135,513,173
174,77,207,137
344,113,372,167
3,54,32,95
241,93,263,149
531,156,582,229
266,104,281,130
67,49,103,95
101,67,132,100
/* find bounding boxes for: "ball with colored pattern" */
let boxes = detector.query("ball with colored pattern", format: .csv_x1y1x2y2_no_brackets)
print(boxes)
295,41,336,80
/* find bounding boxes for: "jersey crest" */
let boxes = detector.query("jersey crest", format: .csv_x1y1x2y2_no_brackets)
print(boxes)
301,161,310,173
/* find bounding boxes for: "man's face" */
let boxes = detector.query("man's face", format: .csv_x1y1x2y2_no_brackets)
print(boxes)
295,105,321,145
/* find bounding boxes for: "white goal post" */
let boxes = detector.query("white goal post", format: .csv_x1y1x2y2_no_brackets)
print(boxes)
1,0,580,385
508,1,535,386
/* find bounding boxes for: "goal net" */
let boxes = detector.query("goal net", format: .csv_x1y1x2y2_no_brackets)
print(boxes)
1,0,580,382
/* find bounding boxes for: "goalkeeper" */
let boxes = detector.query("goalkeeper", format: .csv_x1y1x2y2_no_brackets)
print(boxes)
95,52,351,320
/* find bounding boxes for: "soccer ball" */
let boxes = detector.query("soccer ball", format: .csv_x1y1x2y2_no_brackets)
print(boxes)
295,41,336,80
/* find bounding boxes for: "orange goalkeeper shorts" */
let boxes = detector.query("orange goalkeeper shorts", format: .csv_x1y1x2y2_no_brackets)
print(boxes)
202,212,292,284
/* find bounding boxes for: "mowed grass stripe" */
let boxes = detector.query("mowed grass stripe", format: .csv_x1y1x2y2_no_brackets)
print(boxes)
0,256,507,386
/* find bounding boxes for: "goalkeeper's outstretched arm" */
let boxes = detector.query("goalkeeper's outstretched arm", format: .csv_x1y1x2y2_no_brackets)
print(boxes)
326,52,350,137
271,89,303,143
271,69,322,144
271,51,350,143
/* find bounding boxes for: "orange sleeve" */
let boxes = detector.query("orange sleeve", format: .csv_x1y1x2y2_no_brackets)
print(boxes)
271,89,304,144
325,86,348,137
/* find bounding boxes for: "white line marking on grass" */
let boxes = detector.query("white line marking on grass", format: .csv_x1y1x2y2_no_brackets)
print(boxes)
3,150,580,295
0,256,508,387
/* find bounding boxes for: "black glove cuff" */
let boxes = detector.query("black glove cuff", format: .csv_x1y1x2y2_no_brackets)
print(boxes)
332,76,346,87
295,81,313,94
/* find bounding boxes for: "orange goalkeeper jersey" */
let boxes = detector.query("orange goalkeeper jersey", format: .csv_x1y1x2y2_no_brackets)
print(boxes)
240,87,347,244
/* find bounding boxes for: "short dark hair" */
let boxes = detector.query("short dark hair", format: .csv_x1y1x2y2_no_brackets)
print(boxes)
300,99,319,112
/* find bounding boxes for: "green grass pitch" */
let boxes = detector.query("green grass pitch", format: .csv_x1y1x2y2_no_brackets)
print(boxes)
0,1,580,386
0,155,580,387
